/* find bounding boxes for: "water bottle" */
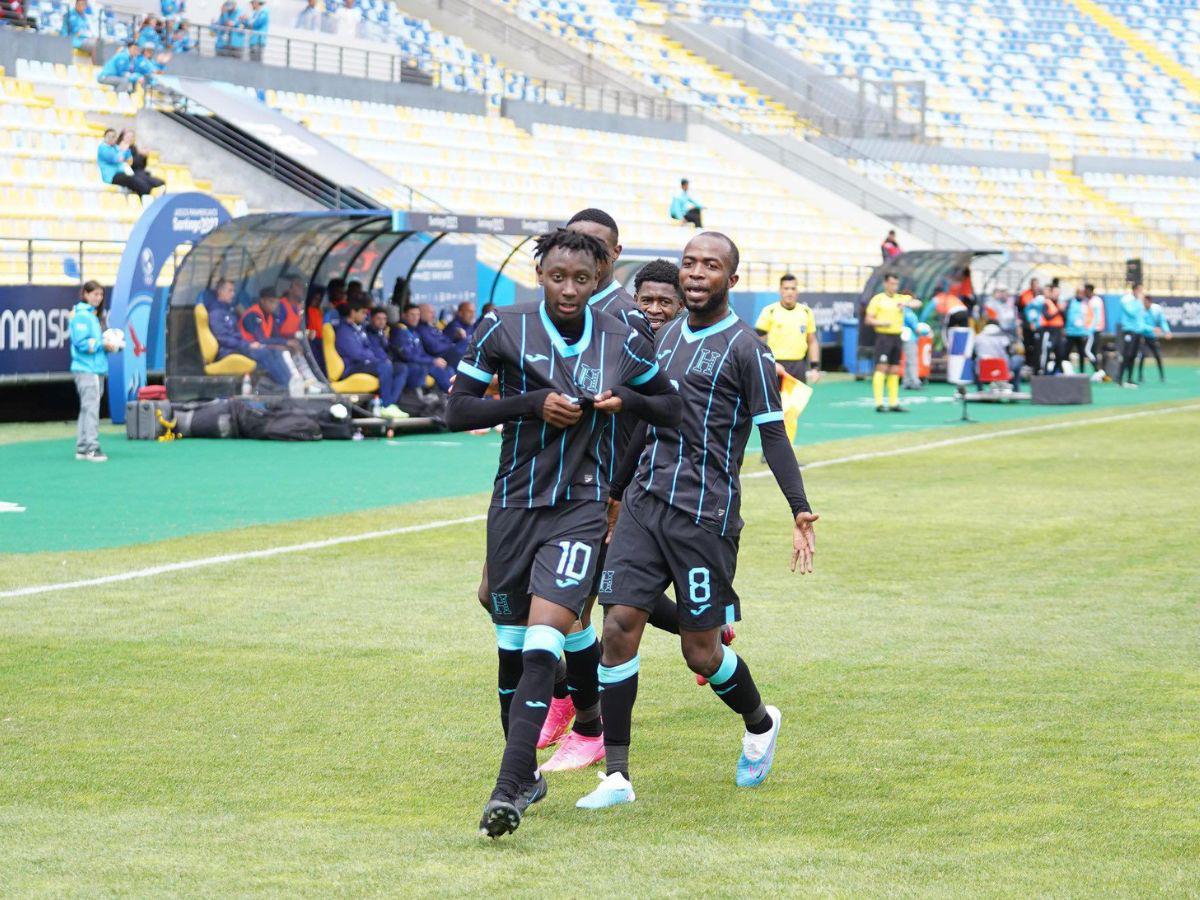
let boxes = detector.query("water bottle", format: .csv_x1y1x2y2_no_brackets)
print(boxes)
241,374,252,396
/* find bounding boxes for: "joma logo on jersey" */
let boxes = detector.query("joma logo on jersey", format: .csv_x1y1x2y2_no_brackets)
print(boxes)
691,349,721,376
598,571,614,593
490,592,511,616
576,364,602,394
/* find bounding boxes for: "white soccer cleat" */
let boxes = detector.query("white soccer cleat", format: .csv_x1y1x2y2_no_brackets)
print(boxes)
576,771,635,809
736,705,781,787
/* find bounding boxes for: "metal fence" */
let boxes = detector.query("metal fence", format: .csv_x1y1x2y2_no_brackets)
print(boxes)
0,238,184,286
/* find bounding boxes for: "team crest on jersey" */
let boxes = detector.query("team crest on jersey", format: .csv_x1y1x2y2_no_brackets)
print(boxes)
597,570,614,593
490,592,511,616
576,364,602,394
690,348,721,376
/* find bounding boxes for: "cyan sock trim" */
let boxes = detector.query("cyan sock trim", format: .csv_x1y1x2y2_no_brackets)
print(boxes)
564,626,597,652
599,654,640,684
494,624,527,651
709,645,738,686
524,623,566,657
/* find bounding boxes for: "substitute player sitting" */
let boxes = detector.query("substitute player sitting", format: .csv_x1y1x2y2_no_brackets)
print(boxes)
865,273,919,412
444,229,681,840
578,232,818,811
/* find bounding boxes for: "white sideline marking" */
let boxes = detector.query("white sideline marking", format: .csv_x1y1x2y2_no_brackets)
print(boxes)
3,402,1197,601
0,501,26,513
746,402,1200,479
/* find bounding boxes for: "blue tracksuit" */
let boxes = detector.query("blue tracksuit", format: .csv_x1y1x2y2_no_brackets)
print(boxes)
441,315,476,345
61,9,93,49
389,325,450,391
69,301,108,375
161,0,185,17
1064,298,1090,338
205,298,293,388
1119,294,1145,335
245,7,269,47
213,7,244,50
96,142,130,184
133,53,163,86
414,320,467,367
367,324,409,396
97,48,139,85
335,320,402,404
136,24,161,49
1141,303,1170,338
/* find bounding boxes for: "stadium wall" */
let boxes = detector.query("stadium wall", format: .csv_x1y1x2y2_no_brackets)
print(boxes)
0,28,71,72
812,137,1051,171
1072,156,1200,177
501,99,687,142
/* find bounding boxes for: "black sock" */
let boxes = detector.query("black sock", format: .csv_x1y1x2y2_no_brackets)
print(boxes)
497,648,523,738
494,625,525,739
492,625,564,801
707,646,771,733
646,593,679,634
565,627,602,737
598,654,639,778
551,654,569,700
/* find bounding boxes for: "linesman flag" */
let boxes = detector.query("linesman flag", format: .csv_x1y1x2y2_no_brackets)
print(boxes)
780,373,813,444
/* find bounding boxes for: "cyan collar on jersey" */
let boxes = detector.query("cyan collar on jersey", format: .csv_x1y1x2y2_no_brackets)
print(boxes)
589,280,620,306
539,301,594,358
681,310,739,343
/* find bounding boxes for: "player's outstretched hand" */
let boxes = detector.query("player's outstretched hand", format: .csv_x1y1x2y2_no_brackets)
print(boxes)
593,390,622,415
791,512,819,574
540,392,583,428
605,498,621,544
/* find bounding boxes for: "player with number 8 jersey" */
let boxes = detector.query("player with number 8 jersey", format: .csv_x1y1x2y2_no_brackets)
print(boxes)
444,228,681,839
578,232,819,812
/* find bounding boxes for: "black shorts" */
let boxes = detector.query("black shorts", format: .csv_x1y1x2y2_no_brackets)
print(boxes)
778,359,808,382
874,332,903,366
598,485,740,632
486,500,607,625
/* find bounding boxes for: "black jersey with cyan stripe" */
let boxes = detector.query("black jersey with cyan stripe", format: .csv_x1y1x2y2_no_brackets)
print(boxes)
457,301,659,509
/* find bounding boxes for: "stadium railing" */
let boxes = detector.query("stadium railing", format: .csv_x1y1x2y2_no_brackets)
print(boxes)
108,17,688,124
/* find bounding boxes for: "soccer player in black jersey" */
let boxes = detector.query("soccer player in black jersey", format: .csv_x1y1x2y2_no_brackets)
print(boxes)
577,232,819,810
444,229,681,839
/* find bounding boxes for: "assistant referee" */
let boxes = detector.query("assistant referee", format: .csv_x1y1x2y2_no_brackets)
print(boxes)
755,273,820,382
865,273,919,412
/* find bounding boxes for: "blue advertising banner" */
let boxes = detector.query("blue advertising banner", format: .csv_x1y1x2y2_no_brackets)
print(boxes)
0,286,79,378
377,238,478,309
106,193,231,422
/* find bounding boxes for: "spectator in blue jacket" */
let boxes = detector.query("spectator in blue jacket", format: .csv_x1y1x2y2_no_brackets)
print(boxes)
295,0,318,29
60,0,97,57
1138,293,1172,383
243,0,269,62
136,14,163,48
97,128,159,196
70,280,110,462
97,41,140,93
169,19,193,52
415,302,467,368
133,45,168,89
213,0,244,57
367,307,409,399
391,305,451,393
335,302,405,412
206,279,300,394
441,300,477,344
160,0,185,20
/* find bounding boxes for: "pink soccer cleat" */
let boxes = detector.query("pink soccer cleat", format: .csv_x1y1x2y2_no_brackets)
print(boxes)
696,625,737,686
536,696,575,749
540,731,606,772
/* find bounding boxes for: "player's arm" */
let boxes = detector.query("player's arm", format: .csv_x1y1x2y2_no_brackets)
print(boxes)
444,374,556,431
807,310,820,366
745,343,817,573
863,297,882,330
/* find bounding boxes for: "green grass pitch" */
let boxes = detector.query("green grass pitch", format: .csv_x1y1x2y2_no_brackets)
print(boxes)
1,399,1198,895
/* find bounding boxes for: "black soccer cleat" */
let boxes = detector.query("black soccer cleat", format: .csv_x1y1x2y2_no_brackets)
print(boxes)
888,405,909,413
514,773,547,815
478,798,522,839
875,405,885,413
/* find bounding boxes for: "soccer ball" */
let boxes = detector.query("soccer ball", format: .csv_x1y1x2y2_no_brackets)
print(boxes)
102,328,125,353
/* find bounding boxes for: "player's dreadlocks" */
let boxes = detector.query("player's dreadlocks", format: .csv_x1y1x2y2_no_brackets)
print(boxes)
566,207,619,242
533,228,609,267
634,259,683,298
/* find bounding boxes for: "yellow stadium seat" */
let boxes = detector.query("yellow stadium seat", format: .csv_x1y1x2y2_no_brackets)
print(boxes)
321,323,379,394
194,303,256,376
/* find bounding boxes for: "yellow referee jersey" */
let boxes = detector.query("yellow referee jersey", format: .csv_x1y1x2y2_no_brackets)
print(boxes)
865,292,910,335
755,301,816,361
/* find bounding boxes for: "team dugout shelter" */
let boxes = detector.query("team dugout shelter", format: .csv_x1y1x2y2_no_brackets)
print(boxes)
166,210,554,401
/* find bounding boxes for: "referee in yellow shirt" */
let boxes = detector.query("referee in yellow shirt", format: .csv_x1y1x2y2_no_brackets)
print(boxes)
755,274,820,383
864,273,920,412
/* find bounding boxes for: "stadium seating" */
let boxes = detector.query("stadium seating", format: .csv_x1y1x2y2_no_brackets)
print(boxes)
194,303,257,376
0,59,247,286
663,0,1200,159
260,87,885,289
487,0,804,131
321,322,380,393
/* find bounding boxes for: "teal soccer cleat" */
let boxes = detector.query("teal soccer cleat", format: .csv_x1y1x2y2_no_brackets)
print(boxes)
736,705,781,787
575,772,636,810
